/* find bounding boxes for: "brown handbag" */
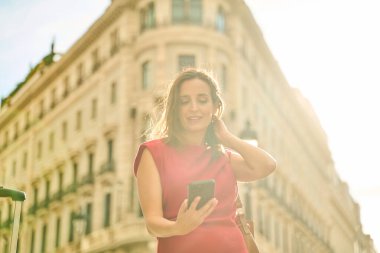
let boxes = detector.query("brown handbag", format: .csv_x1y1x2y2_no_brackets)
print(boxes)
236,195,260,253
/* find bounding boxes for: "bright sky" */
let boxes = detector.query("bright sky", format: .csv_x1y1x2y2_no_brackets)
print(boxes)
0,0,379,250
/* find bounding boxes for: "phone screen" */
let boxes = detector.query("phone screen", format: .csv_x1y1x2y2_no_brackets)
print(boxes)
187,179,215,209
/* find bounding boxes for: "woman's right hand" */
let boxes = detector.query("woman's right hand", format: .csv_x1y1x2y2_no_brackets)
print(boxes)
174,197,218,235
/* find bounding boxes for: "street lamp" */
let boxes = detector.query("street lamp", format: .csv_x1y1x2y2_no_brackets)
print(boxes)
239,120,258,220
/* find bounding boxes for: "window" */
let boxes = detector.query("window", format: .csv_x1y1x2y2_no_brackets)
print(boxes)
30,229,35,253
55,217,61,248
4,131,8,148
107,139,113,162
110,29,120,56
142,61,152,90
62,121,67,140
14,122,19,140
91,99,97,119
63,76,69,98
216,7,226,32
50,88,56,109
73,162,78,185
3,239,8,253
49,132,54,151
45,180,50,206
39,99,44,119
41,223,47,253
110,82,117,104
23,151,28,170
92,49,100,72
141,2,156,31
58,171,63,195
178,55,195,71
25,111,30,130
88,153,94,175
69,212,74,242
104,193,111,227
76,63,84,86
33,187,38,211
76,111,82,131
37,141,42,159
172,0,202,24
85,203,92,234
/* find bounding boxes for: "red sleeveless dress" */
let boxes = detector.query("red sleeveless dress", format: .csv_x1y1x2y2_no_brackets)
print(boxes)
134,139,248,253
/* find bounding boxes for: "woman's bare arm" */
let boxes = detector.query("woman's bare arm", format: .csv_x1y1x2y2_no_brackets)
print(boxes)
213,118,276,181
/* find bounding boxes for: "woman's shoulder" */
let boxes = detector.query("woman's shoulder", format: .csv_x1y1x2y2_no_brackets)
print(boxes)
141,138,169,150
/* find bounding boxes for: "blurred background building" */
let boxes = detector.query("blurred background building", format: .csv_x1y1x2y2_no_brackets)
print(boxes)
0,0,376,252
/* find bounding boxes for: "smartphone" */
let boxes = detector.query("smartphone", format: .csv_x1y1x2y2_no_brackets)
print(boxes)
187,179,215,209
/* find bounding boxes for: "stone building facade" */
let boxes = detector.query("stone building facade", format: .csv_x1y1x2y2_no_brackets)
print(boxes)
0,0,376,252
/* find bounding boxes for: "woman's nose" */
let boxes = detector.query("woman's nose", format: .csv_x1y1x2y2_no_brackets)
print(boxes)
190,100,198,110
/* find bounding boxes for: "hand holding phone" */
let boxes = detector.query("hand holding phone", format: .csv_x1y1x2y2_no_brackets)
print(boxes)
187,179,215,210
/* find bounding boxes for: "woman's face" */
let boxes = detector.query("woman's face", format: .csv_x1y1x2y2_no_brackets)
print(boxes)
178,78,216,135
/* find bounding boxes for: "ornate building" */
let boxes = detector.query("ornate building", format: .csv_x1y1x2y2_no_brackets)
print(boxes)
0,0,376,252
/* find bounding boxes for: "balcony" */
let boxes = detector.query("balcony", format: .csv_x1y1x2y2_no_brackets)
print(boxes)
98,160,116,185
51,190,63,202
0,217,13,230
63,182,78,201
79,173,95,186
27,204,38,216
35,198,50,215
78,173,95,196
99,160,115,175
49,190,64,209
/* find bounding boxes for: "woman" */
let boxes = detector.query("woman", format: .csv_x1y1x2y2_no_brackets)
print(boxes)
134,68,276,253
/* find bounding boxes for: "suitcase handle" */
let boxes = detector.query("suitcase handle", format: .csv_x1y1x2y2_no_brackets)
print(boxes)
0,186,26,201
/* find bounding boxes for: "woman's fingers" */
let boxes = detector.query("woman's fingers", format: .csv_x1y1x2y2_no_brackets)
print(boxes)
188,196,201,210
175,197,218,235
178,198,189,215
199,198,218,218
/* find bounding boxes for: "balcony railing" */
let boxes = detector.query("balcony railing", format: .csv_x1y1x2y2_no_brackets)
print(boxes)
51,190,63,202
79,173,95,187
99,160,115,175
64,182,78,196
0,217,13,230
28,204,38,216
41,198,50,209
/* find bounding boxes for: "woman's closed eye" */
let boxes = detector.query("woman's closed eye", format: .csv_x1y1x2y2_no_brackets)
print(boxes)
198,97,209,104
180,97,190,105
180,94,210,105
197,95,210,104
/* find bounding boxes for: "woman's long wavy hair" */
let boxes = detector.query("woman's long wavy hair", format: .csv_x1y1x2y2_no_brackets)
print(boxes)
150,68,225,154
